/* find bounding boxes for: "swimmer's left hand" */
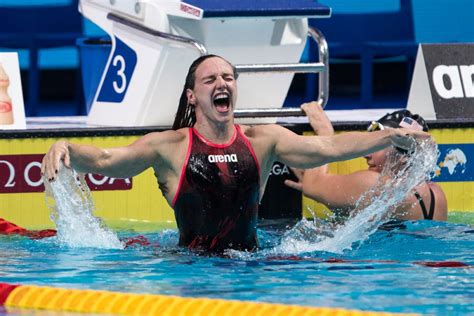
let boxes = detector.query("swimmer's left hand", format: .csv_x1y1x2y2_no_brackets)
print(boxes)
301,101,334,136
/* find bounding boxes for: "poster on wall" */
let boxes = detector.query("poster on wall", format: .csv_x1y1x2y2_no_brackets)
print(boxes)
0,52,26,129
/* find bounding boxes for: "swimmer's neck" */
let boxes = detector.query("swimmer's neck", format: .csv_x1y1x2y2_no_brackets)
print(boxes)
193,120,235,144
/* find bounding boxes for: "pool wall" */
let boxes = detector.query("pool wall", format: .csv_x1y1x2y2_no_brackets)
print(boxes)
0,124,473,230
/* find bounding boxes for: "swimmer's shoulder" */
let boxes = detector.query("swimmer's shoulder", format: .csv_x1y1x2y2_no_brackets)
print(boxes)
138,128,190,168
239,124,288,140
335,169,380,196
396,181,447,221
142,128,188,144
139,128,189,155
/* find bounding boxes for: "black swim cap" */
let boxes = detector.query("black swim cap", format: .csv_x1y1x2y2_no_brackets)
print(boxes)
376,110,429,132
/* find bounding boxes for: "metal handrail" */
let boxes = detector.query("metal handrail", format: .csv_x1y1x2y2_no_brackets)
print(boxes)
107,12,328,118
235,26,329,118
309,26,329,109
235,63,325,74
107,13,208,55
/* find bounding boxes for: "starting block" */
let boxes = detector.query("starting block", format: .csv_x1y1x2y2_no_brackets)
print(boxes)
79,0,331,126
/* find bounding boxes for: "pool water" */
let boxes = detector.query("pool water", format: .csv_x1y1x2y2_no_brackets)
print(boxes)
2,138,469,315
1,219,473,315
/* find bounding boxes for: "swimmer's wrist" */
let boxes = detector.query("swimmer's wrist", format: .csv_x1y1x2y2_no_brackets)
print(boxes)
383,128,399,150
387,128,414,154
64,140,73,152
320,126,334,136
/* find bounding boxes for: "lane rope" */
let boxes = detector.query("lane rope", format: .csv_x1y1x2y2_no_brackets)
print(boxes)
0,282,413,315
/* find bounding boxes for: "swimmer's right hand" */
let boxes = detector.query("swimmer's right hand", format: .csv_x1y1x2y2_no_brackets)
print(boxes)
41,140,71,182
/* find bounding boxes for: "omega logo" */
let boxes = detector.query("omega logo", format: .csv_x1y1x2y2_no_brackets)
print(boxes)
0,159,17,187
87,174,131,186
270,163,290,176
0,159,42,188
0,154,132,193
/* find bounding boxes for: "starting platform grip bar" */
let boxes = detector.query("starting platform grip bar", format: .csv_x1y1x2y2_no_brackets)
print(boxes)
234,107,306,118
235,63,325,74
235,27,329,118
107,13,208,55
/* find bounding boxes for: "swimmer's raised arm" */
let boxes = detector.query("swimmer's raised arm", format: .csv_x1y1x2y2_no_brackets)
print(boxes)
41,130,185,181
265,125,429,169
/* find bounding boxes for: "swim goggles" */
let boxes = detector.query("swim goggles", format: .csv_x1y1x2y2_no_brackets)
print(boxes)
367,121,384,132
367,117,423,133
366,120,410,154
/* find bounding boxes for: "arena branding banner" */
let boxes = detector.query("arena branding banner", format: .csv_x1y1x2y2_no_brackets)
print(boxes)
407,44,474,120
0,53,26,129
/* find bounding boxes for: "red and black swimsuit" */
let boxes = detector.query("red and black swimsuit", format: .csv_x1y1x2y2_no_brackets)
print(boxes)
172,125,261,252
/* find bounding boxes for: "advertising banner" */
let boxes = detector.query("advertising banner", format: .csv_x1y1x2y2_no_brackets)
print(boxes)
0,53,26,129
407,44,474,120
0,154,132,194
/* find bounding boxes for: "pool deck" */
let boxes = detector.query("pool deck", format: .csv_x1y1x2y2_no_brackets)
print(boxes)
22,109,398,129
11,109,474,134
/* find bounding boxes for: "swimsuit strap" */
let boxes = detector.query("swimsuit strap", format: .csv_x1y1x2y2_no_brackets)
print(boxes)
427,187,436,220
413,188,436,220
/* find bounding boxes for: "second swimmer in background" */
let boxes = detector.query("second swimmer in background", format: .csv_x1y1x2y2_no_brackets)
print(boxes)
285,103,448,222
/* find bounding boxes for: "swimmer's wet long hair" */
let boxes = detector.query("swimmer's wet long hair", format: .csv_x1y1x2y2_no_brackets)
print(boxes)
172,54,238,130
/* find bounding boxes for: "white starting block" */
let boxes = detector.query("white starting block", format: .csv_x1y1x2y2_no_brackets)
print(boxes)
79,0,331,126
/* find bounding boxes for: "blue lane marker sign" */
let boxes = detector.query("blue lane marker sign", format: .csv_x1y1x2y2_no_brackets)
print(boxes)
97,37,137,103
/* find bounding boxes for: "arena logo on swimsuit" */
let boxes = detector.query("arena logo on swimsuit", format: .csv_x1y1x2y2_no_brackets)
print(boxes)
207,154,238,163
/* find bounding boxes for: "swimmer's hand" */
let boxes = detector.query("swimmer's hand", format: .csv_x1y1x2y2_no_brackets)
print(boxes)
41,140,71,182
301,101,334,136
284,167,305,192
388,127,431,152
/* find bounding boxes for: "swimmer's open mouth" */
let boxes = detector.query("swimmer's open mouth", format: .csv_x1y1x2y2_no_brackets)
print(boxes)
213,93,230,113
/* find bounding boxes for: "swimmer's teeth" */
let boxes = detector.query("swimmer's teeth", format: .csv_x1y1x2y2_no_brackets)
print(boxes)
214,94,229,107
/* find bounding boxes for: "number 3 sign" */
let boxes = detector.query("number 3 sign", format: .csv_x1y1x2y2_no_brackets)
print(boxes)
97,37,137,103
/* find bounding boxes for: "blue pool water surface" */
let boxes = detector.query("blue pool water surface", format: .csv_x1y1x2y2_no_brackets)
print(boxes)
1,220,473,315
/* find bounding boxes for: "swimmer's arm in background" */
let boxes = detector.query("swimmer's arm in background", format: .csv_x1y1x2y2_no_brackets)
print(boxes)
284,101,334,189
288,168,379,210
41,130,184,180
282,101,333,192
284,102,378,209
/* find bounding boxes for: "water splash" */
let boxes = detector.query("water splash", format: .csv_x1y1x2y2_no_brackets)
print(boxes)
275,138,439,255
44,166,124,249
224,139,439,259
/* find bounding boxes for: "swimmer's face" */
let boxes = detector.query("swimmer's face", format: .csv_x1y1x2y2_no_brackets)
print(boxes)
364,149,388,172
187,57,237,124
